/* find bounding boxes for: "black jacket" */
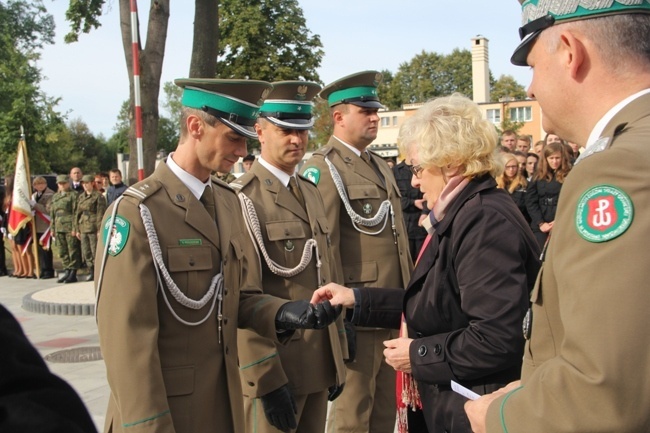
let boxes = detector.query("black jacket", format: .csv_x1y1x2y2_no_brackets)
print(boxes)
393,161,428,240
526,175,563,230
354,175,540,432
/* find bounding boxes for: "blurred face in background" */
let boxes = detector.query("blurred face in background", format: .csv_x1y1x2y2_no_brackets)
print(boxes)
526,155,538,178
547,151,562,171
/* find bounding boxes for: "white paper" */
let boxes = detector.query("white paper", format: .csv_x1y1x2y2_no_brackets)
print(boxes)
451,380,480,400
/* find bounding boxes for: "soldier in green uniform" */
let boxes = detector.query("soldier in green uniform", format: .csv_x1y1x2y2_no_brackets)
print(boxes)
48,175,82,283
231,81,347,433
215,171,237,183
301,71,413,433
74,175,106,281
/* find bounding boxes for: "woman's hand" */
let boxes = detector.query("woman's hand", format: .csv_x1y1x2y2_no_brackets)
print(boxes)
310,283,355,308
539,222,553,233
383,337,413,373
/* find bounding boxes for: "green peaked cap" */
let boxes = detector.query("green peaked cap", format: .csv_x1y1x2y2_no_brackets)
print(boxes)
259,81,321,130
512,0,650,66
319,71,384,109
175,78,273,139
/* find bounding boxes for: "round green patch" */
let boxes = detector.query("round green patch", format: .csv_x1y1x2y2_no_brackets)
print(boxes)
302,167,321,185
575,185,633,243
102,215,130,256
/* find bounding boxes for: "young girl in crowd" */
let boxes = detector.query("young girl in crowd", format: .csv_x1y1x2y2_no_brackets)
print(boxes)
497,152,530,223
526,142,572,249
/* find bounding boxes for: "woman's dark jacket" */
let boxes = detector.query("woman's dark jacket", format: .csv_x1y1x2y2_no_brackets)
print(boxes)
352,175,541,433
525,174,562,230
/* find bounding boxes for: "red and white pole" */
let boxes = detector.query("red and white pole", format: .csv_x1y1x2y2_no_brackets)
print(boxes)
130,0,144,181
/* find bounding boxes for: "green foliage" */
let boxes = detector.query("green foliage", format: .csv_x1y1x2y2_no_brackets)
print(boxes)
63,0,105,43
0,0,64,175
386,49,477,108
217,0,323,82
161,81,182,126
491,74,528,102
310,98,332,150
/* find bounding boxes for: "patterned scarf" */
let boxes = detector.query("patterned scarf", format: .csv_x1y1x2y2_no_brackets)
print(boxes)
397,171,469,433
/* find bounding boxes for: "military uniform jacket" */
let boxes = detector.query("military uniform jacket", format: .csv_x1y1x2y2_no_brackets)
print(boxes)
232,163,347,398
48,190,78,233
302,137,412,297
487,93,650,432
32,188,54,233
95,162,289,433
75,190,107,233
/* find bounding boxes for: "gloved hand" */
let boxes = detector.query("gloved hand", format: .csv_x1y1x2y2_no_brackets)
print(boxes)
344,319,356,363
260,384,297,432
275,300,342,331
327,382,345,401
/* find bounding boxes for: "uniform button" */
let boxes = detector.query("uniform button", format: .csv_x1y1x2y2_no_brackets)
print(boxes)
224,288,229,296
223,318,228,325
225,346,229,355
434,344,442,355
189,258,195,266
247,381,254,387
285,229,290,235
418,345,427,357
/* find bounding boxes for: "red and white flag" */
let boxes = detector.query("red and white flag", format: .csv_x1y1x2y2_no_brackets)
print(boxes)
8,135,33,236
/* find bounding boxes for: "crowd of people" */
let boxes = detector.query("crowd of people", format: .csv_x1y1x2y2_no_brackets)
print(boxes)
1,167,128,282
2,2,650,433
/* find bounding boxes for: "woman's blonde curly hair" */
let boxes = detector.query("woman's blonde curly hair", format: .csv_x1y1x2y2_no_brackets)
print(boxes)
397,93,502,179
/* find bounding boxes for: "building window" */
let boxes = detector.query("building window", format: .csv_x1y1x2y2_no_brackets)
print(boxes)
392,116,398,126
509,106,532,122
381,117,390,127
486,109,501,124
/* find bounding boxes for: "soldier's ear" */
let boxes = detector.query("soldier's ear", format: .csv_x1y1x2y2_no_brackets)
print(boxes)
186,115,204,139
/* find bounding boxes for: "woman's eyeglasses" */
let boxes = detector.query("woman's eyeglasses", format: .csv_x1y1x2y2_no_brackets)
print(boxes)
504,164,519,170
409,164,424,179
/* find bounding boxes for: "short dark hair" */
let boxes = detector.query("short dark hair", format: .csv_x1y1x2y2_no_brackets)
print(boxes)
243,154,256,162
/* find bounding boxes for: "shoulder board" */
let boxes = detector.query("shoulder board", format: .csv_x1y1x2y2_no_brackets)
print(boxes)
122,180,163,203
313,145,333,156
230,172,255,191
211,176,237,195
297,173,316,187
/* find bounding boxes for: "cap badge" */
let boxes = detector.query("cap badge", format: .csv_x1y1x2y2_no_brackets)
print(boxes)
296,85,308,100
373,73,382,86
575,184,634,243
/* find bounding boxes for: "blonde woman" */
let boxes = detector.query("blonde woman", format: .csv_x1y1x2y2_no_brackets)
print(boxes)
312,94,540,433
496,153,530,223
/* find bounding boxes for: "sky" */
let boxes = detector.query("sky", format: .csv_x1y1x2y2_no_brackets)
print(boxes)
38,0,532,138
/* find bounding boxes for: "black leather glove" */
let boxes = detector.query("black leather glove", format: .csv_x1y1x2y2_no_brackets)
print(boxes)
275,300,342,331
344,319,356,363
327,382,345,401
260,384,297,432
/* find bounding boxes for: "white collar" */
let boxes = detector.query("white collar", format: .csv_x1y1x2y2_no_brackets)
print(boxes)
258,157,295,188
586,88,650,150
166,152,211,200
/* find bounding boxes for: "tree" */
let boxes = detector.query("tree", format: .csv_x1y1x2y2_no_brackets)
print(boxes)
0,0,64,175
310,98,332,150
217,0,323,82
65,0,221,184
387,49,478,108
491,74,528,102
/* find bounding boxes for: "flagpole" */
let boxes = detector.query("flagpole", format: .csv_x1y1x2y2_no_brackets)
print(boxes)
21,128,41,278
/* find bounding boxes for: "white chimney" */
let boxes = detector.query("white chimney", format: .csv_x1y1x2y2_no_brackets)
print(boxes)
471,36,490,103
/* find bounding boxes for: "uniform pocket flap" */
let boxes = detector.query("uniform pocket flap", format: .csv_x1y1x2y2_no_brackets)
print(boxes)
163,366,195,397
347,184,380,200
266,220,306,241
230,234,246,260
168,246,212,272
316,217,330,234
342,261,378,284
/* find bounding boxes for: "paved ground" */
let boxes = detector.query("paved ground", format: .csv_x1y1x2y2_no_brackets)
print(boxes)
1,274,108,431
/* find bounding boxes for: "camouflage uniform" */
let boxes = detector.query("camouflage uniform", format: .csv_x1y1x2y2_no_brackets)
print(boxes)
48,190,81,272
75,190,106,269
